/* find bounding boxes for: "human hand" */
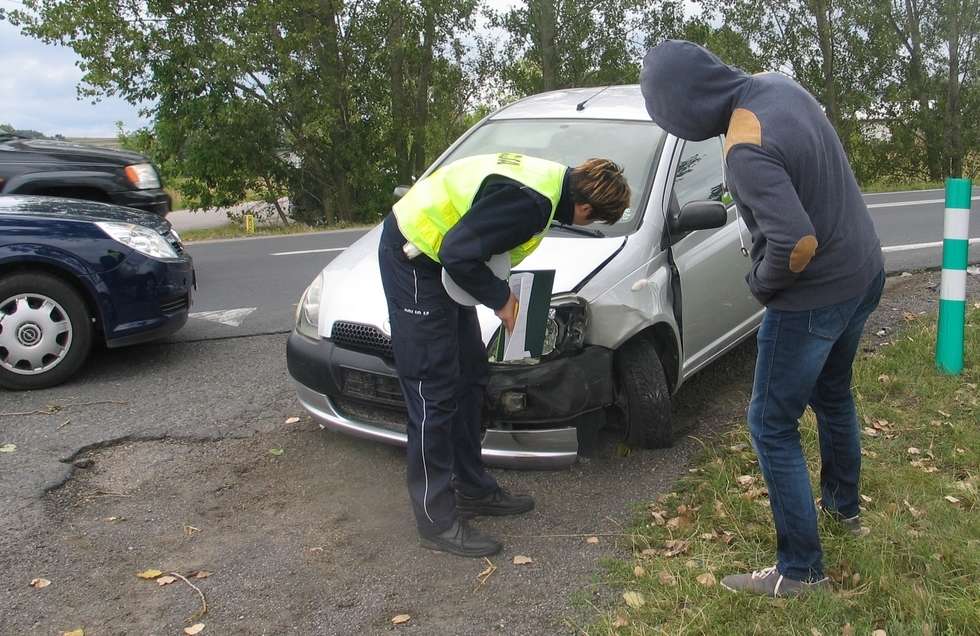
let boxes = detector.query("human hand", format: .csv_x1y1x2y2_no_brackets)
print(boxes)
495,293,518,334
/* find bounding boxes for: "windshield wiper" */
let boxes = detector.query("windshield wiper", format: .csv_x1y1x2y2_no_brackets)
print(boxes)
549,220,605,238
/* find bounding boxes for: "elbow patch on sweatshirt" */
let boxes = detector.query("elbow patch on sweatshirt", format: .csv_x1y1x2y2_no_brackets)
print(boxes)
724,108,762,158
789,235,818,273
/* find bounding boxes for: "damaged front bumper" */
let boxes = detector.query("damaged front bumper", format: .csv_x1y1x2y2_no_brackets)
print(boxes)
286,330,616,470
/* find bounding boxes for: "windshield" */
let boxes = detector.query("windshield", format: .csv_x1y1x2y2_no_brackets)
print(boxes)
436,119,664,237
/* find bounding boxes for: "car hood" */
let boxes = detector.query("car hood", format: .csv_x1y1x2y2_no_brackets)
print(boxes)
318,225,625,343
0,195,171,234
1,138,147,166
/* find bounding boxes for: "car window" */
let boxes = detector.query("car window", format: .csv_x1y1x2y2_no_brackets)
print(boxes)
436,119,665,237
672,137,725,209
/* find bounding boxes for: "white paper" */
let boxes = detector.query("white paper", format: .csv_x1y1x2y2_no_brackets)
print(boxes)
502,272,535,361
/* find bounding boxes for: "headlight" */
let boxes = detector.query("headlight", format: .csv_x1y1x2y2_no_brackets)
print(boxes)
295,274,323,339
95,221,178,259
124,163,161,189
541,295,588,357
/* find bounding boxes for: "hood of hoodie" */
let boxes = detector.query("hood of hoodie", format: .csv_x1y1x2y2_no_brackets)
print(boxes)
640,40,750,141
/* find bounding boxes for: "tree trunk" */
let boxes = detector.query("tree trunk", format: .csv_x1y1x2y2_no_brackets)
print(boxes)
532,0,558,90
811,0,841,135
388,2,412,183
410,1,436,178
901,0,944,180
944,1,962,177
319,0,356,220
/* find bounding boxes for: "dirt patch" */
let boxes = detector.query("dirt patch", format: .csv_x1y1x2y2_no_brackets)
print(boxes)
1,270,974,635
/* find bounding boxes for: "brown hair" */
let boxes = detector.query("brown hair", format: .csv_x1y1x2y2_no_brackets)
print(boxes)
569,158,631,224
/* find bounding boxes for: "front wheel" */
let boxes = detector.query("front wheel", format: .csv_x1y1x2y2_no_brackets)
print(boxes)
0,272,93,390
615,336,673,448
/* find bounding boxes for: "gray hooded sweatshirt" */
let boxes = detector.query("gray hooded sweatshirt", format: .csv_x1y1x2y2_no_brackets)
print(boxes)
640,40,883,310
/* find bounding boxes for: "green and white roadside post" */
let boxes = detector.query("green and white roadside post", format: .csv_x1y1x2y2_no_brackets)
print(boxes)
936,177,973,375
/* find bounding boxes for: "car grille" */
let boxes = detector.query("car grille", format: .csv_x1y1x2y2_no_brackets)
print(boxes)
166,230,185,255
333,397,408,434
331,321,393,358
160,295,189,314
342,368,405,407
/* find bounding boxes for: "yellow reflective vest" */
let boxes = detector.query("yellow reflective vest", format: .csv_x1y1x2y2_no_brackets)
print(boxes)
393,152,567,267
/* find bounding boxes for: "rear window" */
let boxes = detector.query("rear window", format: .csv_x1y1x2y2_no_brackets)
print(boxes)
436,119,664,237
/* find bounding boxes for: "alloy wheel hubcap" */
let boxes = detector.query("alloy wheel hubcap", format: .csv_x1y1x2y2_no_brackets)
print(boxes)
0,293,74,375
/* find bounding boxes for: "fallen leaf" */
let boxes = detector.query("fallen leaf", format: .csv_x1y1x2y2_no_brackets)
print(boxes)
903,500,926,519
700,532,715,541
30,578,51,589
640,548,659,557
873,630,887,636
676,504,689,515
586,536,599,544
622,591,645,608
877,374,891,383
136,569,163,579
612,613,629,628
944,496,961,506
696,572,717,587
650,511,666,525
391,614,411,625
729,443,749,452
860,494,873,503
842,624,854,636
268,448,284,456
663,539,689,557
665,515,689,530
736,475,756,487
0,443,16,453
852,573,861,585
61,630,84,636
512,555,533,565
190,570,211,579
937,410,951,418
658,570,677,586
633,565,646,578
713,499,727,517
157,575,177,586
907,447,921,455
955,448,966,455
184,624,205,635
475,557,497,588
812,629,824,636
684,559,699,569
284,417,300,424
863,427,879,437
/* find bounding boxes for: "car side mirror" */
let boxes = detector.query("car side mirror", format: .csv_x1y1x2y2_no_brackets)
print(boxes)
670,200,728,234
393,185,411,201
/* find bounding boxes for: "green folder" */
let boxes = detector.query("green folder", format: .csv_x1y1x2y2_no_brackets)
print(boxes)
492,269,555,361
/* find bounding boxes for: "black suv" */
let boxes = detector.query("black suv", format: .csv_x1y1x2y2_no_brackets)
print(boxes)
0,133,171,216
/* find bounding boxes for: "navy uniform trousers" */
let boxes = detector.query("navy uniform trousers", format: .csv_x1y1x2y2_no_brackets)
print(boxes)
378,214,499,535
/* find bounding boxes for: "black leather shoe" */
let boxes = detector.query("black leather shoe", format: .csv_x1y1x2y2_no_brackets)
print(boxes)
418,519,502,558
456,486,535,517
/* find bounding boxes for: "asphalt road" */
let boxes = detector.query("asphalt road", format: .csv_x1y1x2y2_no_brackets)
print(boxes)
173,188,980,341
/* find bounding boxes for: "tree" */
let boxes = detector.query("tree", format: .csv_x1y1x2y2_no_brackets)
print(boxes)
6,0,478,223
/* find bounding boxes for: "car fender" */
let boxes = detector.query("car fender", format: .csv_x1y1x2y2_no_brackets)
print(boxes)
3,169,125,196
0,245,114,338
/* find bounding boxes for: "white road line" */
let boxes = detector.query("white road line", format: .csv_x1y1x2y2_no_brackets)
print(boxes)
868,196,980,209
882,237,980,253
270,247,348,256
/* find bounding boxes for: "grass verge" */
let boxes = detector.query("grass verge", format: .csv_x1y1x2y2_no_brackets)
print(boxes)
179,221,371,243
861,181,946,194
591,306,979,635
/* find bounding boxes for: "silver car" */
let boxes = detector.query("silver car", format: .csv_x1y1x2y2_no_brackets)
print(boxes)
286,85,762,469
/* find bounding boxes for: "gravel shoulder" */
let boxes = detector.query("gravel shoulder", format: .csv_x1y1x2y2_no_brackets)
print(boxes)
1,269,975,635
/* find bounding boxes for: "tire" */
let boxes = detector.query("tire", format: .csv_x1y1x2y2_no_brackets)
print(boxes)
615,336,673,448
0,272,93,390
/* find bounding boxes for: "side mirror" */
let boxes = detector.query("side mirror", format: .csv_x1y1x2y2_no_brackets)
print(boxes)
670,199,728,234
393,185,411,201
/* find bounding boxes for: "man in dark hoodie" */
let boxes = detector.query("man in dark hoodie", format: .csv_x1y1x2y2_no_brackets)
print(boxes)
640,40,885,597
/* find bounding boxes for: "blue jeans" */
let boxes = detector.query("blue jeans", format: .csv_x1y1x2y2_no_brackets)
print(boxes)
748,269,885,581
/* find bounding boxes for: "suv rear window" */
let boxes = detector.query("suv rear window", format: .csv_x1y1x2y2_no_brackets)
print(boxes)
437,119,664,237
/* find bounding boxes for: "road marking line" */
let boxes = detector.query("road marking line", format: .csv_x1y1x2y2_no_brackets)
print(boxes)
270,247,348,256
868,196,979,209
188,307,257,327
882,237,980,253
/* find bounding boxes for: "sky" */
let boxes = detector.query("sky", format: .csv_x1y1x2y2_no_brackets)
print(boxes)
0,0,696,139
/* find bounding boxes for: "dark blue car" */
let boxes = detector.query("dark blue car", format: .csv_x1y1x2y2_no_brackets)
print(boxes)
0,195,194,390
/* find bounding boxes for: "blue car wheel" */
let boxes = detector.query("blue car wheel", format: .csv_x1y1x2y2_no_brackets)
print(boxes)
0,272,93,390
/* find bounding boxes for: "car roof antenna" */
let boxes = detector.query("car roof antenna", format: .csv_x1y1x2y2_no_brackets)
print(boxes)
576,86,611,111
